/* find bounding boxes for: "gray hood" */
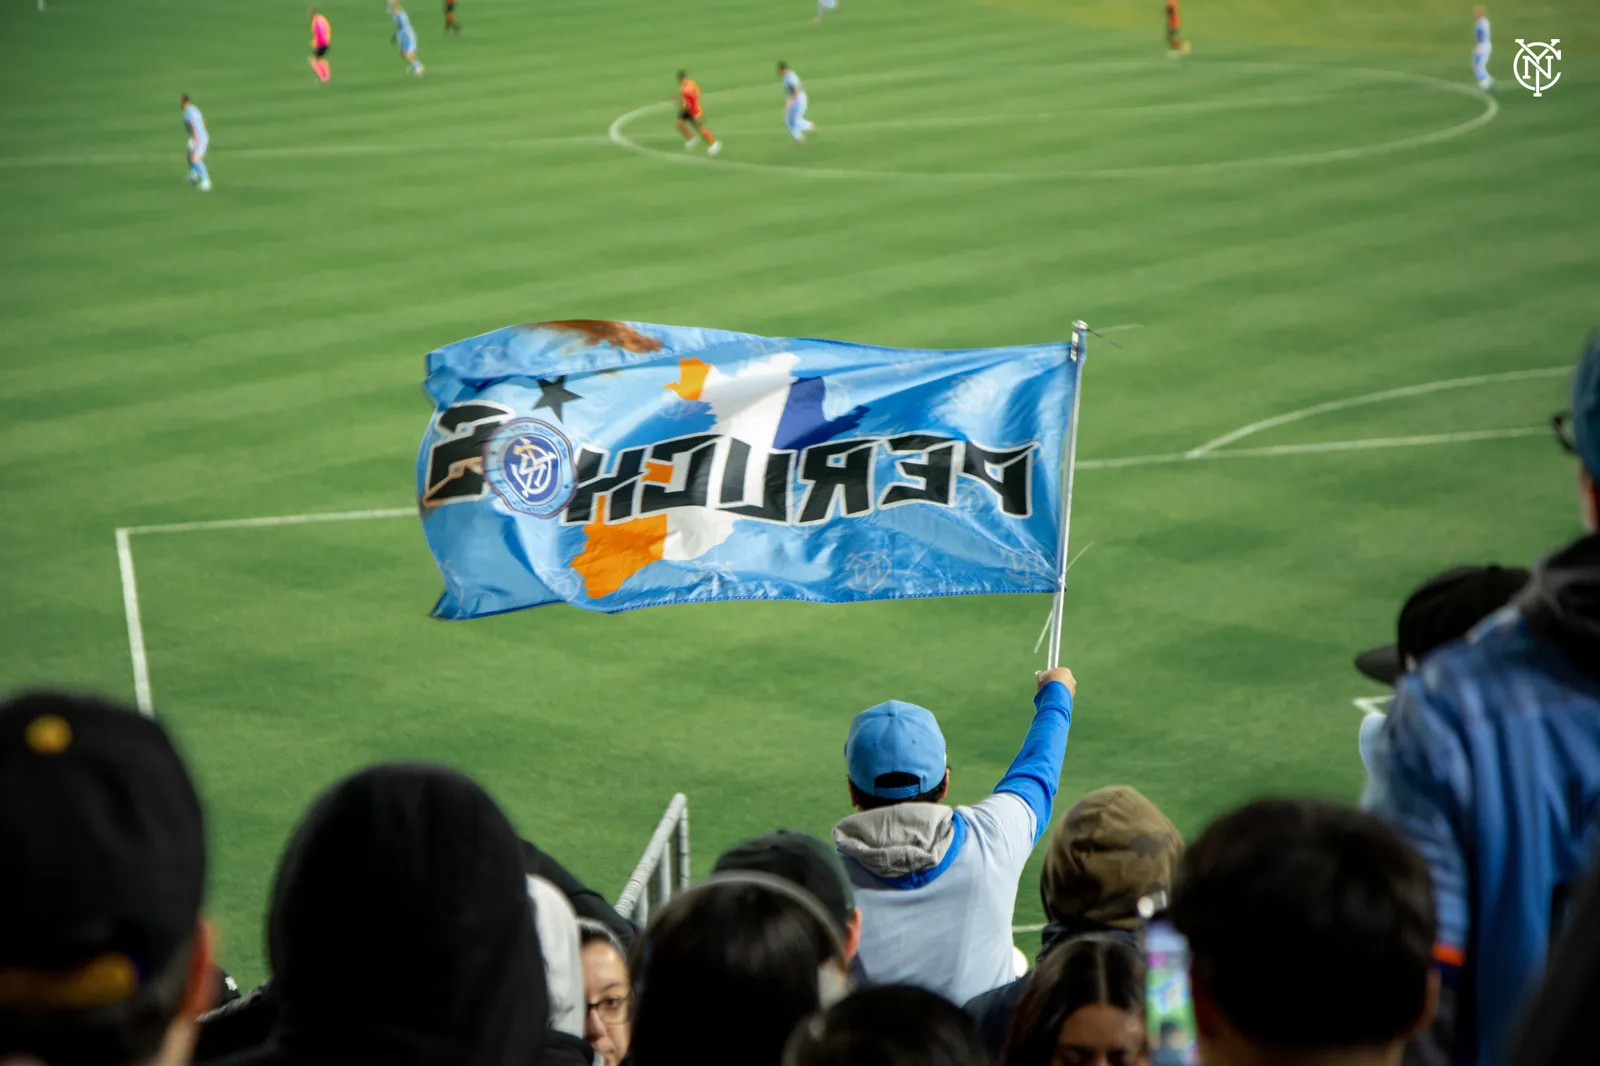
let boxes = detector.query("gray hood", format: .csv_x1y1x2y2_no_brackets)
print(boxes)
833,804,956,878
527,875,586,1039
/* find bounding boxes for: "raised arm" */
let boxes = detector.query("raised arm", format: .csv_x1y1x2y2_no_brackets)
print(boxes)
993,667,1076,844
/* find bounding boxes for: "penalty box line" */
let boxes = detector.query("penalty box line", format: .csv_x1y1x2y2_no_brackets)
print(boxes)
114,360,1563,715
112,425,1547,715
116,508,413,715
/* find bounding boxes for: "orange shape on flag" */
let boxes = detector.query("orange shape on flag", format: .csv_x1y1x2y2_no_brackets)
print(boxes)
572,514,668,599
665,357,710,401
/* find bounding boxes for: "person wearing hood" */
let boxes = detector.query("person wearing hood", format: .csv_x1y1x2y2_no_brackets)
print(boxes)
832,667,1076,1005
1365,331,1600,1066
521,840,636,952
214,762,549,1066
525,877,601,1066
963,785,1182,1060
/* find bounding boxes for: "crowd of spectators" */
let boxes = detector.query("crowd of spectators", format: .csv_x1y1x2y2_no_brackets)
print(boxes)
4,333,1598,1066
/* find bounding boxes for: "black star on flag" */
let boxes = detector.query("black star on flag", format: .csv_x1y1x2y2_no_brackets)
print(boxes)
533,376,582,422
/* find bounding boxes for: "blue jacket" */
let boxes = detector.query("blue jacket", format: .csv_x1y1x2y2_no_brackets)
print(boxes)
1366,532,1600,1066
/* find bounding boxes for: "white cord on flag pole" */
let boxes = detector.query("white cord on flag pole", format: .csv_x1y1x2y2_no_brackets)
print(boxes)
1034,540,1095,654
1045,322,1088,670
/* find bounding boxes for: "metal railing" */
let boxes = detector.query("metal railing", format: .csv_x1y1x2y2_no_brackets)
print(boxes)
615,793,690,925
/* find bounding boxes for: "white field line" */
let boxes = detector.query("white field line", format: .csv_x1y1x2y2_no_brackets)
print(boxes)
1013,923,1047,934
124,507,415,536
111,367,1558,713
1216,426,1546,458
640,92,1403,141
1077,427,1545,471
0,135,610,170
115,528,154,717
1185,367,1569,457
609,63,1497,183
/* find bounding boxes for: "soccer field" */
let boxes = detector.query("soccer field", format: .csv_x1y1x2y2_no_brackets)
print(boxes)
2,0,1596,985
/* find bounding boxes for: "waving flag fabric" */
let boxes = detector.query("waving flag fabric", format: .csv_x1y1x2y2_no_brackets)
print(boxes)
417,320,1078,618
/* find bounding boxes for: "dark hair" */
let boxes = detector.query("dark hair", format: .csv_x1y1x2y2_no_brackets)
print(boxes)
848,771,948,811
629,881,838,1066
0,937,193,1065
1169,797,1435,1049
1001,936,1144,1066
676,69,686,80
783,985,988,1066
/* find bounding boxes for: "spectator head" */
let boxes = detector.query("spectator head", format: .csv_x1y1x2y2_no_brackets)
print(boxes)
1563,330,1600,530
578,921,630,1066
264,762,547,1066
844,701,950,812
1001,937,1147,1066
628,872,849,1066
1354,565,1531,685
1041,786,1183,931
0,691,212,1066
1170,798,1437,1066
783,985,988,1066
714,830,862,962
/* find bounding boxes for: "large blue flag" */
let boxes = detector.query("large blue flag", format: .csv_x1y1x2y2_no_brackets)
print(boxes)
417,320,1079,618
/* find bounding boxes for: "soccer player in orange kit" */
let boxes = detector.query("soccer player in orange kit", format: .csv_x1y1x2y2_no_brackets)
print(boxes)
675,71,721,156
1166,0,1190,55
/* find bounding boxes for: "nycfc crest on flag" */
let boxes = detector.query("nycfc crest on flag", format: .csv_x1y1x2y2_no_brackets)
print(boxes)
417,320,1080,618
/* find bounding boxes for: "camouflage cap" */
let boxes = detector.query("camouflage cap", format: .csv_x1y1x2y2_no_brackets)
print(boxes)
1040,785,1183,930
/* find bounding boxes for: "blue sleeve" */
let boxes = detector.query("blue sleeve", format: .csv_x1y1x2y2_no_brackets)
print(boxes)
993,680,1073,844
1363,674,1471,966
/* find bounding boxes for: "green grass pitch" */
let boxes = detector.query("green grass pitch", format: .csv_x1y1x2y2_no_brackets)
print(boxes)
2,0,1596,984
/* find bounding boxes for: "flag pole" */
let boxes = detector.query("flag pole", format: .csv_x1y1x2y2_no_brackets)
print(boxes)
1046,321,1087,670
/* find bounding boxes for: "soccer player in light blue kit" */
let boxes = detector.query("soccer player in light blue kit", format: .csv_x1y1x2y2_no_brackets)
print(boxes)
180,93,211,192
389,0,425,76
778,61,814,143
813,0,839,25
1473,6,1494,91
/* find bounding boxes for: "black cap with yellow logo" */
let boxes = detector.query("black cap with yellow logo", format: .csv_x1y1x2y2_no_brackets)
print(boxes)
0,691,205,1013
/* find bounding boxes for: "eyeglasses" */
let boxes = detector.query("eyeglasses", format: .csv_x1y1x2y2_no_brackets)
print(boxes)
587,994,631,1026
1053,1044,1147,1066
1554,411,1579,456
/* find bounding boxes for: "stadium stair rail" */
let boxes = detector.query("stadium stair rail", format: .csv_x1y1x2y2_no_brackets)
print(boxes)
615,792,691,925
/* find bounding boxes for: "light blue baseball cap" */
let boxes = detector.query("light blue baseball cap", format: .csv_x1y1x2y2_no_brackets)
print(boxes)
844,701,947,799
1572,331,1600,481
